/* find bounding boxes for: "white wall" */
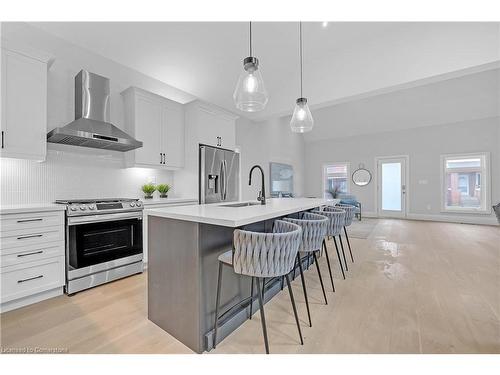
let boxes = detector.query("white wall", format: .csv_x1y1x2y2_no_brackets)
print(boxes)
236,117,305,201
304,68,500,143
304,117,500,225
0,152,173,205
1,22,195,204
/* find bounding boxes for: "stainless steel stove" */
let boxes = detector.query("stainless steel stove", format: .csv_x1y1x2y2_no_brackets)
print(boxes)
56,198,143,216
56,198,144,294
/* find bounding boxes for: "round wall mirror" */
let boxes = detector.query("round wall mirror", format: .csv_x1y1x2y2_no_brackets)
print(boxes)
352,166,372,186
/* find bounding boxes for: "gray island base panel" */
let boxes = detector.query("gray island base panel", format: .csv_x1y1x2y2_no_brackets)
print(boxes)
147,211,317,353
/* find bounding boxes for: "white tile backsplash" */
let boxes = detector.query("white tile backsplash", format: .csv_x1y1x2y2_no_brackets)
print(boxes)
0,146,174,205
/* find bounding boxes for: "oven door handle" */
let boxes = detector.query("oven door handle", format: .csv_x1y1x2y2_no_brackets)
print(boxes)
68,212,143,225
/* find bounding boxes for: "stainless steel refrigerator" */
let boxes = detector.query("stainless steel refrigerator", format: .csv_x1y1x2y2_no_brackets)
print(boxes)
199,145,240,204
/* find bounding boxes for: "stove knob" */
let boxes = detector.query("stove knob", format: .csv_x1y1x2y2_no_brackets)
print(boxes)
70,206,77,211
80,205,87,211
88,205,95,210
136,201,142,207
130,202,136,207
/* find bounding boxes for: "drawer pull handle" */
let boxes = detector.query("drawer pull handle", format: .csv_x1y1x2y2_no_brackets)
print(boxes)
17,250,44,258
17,275,44,283
16,234,43,240
17,218,43,223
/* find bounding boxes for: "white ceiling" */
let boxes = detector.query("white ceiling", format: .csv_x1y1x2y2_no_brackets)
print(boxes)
303,68,500,142
27,22,500,120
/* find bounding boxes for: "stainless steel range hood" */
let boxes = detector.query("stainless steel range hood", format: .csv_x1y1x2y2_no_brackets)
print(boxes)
47,70,142,152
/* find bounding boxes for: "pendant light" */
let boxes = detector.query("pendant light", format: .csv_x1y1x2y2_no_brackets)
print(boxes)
290,22,314,133
233,22,269,112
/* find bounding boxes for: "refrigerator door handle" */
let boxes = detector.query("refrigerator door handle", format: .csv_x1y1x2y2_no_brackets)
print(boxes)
223,160,228,200
199,146,205,204
219,160,225,201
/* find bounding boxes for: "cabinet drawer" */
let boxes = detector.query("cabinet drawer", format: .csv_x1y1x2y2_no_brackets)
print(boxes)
1,242,64,268
0,211,64,232
0,225,64,250
0,256,64,303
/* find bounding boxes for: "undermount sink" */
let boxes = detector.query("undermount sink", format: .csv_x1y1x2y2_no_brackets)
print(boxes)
220,202,262,208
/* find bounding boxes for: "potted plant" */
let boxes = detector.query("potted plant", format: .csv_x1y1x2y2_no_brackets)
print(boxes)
141,183,156,199
157,184,171,199
494,203,500,224
326,185,341,199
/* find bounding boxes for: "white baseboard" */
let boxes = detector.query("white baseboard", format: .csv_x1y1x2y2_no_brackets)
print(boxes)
406,213,498,226
362,211,498,226
0,287,63,313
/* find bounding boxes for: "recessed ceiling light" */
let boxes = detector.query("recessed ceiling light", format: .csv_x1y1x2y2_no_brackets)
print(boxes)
322,22,329,28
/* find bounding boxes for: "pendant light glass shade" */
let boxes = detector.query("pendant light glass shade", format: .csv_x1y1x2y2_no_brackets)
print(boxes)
290,22,314,133
290,97,314,133
233,57,269,112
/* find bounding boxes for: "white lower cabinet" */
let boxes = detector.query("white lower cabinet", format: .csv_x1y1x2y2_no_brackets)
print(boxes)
0,209,65,313
1,256,65,305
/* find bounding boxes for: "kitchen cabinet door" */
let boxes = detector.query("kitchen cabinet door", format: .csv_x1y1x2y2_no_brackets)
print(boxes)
133,94,163,166
162,101,184,168
216,116,236,150
195,104,236,150
1,48,48,161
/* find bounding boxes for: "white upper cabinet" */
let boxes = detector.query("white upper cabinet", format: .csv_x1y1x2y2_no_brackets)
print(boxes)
133,94,163,166
122,87,185,169
162,100,185,168
1,40,52,161
185,101,238,152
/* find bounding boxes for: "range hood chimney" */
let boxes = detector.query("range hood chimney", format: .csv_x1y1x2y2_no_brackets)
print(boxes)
47,70,142,152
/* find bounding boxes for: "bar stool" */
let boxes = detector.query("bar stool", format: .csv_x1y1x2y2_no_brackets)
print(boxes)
213,220,303,354
283,212,329,327
336,204,356,263
315,207,348,278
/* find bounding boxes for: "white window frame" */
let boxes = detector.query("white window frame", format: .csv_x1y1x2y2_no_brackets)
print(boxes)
440,152,491,214
322,162,351,199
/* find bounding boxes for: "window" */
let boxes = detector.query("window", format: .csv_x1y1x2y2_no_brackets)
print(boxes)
323,163,350,199
441,153,490,213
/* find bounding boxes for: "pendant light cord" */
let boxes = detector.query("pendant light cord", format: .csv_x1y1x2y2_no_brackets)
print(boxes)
299,21,303,98
249,21,253,57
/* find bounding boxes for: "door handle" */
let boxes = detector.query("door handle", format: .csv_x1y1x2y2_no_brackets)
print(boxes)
17,275,44,283
17,218,43,223
219,161,225,201
17,250,44,258
160,153,162,164
1,131,4,149
223,160,228,200
17,234,43,240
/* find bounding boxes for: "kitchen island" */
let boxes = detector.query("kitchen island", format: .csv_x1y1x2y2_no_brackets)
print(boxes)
146,198,328,353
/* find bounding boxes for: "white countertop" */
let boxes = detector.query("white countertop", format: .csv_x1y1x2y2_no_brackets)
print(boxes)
0,197,198,215
141,197,198,206
145,198,330,227
0,203,66,215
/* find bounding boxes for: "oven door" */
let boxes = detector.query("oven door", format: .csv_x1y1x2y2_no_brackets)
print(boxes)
67,212,143,279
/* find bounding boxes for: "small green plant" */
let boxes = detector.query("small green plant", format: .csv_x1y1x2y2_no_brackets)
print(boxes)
141,183,156,199
157,184,171,198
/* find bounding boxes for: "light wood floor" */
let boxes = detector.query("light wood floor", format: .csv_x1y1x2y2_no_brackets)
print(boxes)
1,219,499,354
